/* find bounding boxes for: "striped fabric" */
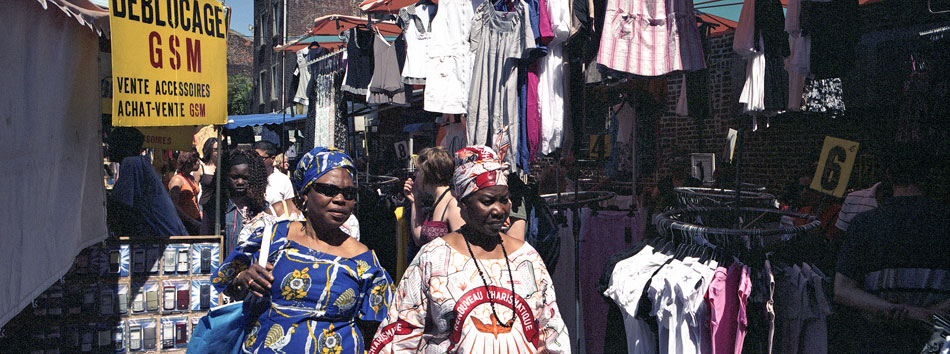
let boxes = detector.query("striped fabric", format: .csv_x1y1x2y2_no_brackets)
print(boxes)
864,268,950,308
596,0,706,77
834,182,880,231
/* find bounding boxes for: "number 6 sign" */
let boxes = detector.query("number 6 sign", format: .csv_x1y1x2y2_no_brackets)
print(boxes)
810,136,860,197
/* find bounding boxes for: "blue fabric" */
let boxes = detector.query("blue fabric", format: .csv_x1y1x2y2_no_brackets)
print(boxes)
186,301,247,354
518,67,530,174
225,114,306,129
290,147,357,194
525,195,560,273
110,155,188,236
211,221,394,354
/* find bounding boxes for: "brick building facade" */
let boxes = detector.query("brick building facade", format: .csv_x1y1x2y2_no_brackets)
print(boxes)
251,0,361,113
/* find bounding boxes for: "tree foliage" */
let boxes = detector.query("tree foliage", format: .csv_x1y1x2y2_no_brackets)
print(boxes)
228,74,252,115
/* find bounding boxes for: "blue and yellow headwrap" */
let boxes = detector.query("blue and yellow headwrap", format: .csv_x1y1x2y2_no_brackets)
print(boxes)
291,147,357,194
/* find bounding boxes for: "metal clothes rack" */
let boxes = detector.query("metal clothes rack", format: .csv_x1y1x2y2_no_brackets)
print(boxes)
541,190,616,354
674,187,777,209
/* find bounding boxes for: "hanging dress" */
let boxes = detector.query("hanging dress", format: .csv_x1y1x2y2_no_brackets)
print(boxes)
399,3,436,85
367,31,408,105
466,0,536,173
596,0,705,77
341,27,376,96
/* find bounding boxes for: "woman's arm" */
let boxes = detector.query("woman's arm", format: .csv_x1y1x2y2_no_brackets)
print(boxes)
404,179,425,245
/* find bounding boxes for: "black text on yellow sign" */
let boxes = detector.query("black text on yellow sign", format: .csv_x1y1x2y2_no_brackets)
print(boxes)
810,136,860,198
589,134,611,160
110,0,227,127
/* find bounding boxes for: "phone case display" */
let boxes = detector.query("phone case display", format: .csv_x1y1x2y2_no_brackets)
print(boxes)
191,280,217,310
115,321,127,353
160,317,188,349
142,281,160,312
128,318,156,351
0,236,223,353
161,280,189,314
191,243,219,274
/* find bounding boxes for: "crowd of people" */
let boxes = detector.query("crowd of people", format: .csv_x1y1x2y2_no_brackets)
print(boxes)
105,127,568,353
105,125,947,354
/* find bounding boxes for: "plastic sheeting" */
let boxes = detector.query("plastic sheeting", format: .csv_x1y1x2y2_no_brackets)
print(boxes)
0,0,109,326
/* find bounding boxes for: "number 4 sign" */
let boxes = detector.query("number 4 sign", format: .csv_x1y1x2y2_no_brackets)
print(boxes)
810,136,860,197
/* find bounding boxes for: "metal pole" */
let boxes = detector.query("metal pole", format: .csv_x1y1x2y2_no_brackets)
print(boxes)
280,0,287,147
733,126,745,226
214,129,223,236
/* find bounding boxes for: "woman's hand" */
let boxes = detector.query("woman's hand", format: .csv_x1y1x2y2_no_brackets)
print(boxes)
403,178,415,204
237,263,274,298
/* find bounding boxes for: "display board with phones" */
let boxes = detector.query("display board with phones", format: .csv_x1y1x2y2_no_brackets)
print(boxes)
0,235,223,353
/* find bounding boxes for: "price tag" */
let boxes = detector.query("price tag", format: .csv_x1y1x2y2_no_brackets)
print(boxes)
810,136,860,197
394,141,410,160
589,134,610,160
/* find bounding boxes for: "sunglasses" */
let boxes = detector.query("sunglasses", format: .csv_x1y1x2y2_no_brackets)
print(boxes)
311,183,358,201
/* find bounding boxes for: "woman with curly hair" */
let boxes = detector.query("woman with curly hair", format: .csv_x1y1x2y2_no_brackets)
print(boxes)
200,148,269,255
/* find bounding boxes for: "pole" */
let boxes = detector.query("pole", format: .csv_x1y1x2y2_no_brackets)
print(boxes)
214,129,223,236
733,126,745,226
280,0,287,147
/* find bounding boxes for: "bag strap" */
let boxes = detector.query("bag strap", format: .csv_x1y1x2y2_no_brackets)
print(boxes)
258,222,276,267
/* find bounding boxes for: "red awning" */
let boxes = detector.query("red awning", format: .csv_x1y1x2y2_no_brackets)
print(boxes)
359,0,419,13
277,15,403,51
698,12,738,36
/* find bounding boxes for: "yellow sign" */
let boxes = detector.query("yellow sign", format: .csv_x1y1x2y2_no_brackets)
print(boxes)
811,136,860,197
138,126,199,151
109,0,228,126
589,134,610,160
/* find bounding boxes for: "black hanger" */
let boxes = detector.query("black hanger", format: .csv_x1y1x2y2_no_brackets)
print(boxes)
309,41,320,48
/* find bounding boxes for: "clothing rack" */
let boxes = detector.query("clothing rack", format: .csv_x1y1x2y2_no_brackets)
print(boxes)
674,187,777,209
541,190,616,354
306,48,345,66
654,206,820,238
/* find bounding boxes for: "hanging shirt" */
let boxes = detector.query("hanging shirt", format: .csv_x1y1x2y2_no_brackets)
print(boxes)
424,0,484,114
341,27,376,96
294,47,311,105
596,0,705,77
367,31,408,105
399,3,436,85
368,238,570,354
538,0,571,155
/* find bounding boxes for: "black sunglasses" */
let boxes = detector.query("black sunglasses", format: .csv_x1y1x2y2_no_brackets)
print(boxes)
311,183,358,200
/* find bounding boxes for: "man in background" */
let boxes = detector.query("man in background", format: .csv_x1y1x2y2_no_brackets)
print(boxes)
253,141,294,206
834,143,950,353
107,127,188,237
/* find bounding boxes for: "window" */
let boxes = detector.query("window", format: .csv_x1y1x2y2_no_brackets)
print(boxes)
259,70,266,104
271,64,278,101
272,3,279,38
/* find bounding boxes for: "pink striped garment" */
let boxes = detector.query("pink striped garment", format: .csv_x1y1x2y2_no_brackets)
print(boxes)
597,0,706,77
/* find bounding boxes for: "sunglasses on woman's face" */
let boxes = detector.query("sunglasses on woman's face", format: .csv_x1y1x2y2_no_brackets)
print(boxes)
311,183,358,200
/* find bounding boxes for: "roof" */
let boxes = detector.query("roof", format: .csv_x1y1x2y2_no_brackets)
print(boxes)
276,15,403,52
225,113,306,129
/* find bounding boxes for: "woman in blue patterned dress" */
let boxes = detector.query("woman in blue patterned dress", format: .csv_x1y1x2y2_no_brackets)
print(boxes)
211,147,394,354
